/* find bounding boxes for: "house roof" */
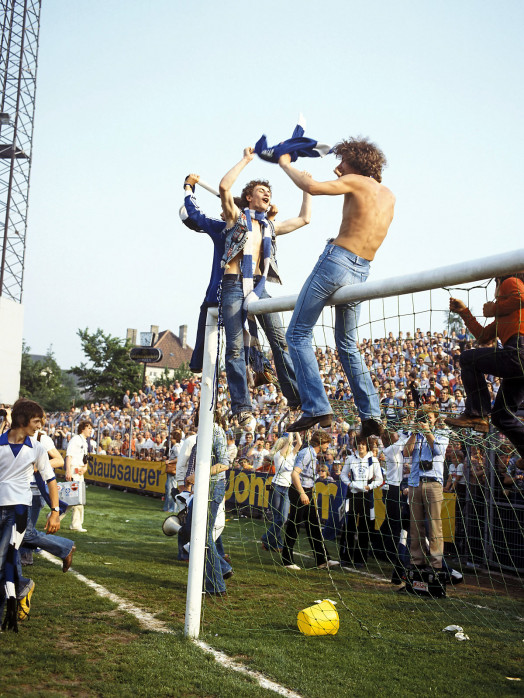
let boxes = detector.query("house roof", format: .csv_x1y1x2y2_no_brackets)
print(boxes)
151,330,193,369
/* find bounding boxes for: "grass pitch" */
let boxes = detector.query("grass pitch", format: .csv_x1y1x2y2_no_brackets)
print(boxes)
1,486,522,697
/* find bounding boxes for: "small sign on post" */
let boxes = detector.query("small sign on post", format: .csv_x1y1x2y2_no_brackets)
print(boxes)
129,347,163,363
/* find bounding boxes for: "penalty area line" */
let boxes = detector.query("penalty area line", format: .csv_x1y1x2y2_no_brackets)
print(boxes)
39,551,303,698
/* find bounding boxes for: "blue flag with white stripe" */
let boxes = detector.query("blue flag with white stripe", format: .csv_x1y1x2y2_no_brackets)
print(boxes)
255,115,332,164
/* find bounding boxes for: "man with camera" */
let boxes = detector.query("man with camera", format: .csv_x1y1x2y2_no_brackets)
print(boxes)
403,406,449,570
64,420,93,532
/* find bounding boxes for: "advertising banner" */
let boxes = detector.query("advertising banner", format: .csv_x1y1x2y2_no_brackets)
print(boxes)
56,455,456,541
224,470,456,542
56,454,167,495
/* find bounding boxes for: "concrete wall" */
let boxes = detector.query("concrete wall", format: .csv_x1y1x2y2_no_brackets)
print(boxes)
0,297,24,404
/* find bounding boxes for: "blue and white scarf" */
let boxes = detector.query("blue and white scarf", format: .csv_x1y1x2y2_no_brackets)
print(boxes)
2,505,28,632
255,115,332,164
241,208,272,358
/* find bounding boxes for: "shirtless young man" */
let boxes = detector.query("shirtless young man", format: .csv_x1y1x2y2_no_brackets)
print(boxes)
219,147,312,426
278,137,395,434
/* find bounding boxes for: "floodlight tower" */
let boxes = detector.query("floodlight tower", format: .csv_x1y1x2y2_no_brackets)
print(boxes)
0,0,42,403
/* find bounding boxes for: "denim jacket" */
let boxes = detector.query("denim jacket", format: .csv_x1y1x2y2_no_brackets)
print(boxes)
221,211,282,284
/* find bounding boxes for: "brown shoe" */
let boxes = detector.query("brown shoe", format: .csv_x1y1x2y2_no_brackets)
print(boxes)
62,545,76,573
444,414,489,433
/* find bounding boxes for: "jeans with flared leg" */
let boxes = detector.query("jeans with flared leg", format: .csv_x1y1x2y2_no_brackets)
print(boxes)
286,243,380,419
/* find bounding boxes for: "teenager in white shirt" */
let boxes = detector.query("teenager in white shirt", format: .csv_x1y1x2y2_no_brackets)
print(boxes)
261,432,301,552
339,434,383,566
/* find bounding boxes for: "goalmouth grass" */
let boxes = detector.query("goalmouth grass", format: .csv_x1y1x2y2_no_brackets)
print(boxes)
1,486,522,697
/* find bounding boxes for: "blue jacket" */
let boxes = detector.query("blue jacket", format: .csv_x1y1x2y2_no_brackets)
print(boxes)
181,192,225,304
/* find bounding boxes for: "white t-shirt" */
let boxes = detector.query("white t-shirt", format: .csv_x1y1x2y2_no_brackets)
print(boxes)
0,433,54,506
252,448,270,470
176,434,197,486
448,462,465,486
272,451,296,488
380,442,406,487
66,434,90,480
66,434,88,466
29,431,57,494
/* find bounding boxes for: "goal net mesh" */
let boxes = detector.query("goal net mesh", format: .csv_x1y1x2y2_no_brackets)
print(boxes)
198,278,523,648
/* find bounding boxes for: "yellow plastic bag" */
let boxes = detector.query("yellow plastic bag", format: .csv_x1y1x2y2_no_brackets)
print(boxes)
297,599,339,636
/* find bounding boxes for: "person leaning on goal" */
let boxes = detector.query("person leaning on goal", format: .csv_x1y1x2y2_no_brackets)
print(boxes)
445,273,524,470
278,138,395,435
218,146,311,427
281,430,339,570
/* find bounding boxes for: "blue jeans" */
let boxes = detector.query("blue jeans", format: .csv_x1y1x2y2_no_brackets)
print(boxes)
190,301,217,373
0,506,16,617
261,483,290,550
460,336,524,457
19,507,74,559
20,493,45,558
287,243,380,419
163,474,177,512
15,501,75,591
205,480,232,593
221,277,300,414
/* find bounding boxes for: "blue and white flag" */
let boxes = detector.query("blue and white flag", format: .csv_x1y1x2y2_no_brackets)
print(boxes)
255,115,332,164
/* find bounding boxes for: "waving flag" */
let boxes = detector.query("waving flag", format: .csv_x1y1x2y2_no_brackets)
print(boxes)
254,115,332,164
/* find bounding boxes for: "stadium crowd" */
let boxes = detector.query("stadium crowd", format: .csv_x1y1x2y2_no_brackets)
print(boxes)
2,326,523,623
25,325,523,497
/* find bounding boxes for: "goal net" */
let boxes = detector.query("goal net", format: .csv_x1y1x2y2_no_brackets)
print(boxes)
184,249,524,655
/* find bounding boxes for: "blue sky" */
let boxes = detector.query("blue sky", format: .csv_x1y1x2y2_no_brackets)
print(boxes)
22,0,524,368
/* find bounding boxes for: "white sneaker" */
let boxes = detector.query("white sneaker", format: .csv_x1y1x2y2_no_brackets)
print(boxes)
70,527,87,532
284,564,301,570
318,560,340,569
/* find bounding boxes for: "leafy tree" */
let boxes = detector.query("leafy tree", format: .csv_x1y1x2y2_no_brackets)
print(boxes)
153,363,192,388
72,328,142,404
442,309,464,336
20,343,80,411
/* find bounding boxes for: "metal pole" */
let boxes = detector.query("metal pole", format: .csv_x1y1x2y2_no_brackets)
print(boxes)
246,248,524,316
184,308,218,639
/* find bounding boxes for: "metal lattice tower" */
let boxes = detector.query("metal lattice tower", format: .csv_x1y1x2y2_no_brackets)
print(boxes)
0,0,42,302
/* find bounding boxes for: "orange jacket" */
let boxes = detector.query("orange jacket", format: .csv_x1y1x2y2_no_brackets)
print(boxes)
458,277,524,346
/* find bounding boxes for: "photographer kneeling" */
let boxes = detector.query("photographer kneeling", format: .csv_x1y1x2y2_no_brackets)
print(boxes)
403,406,449,571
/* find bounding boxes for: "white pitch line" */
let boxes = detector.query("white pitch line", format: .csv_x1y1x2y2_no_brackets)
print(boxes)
192,641,303,698
39,551,302,698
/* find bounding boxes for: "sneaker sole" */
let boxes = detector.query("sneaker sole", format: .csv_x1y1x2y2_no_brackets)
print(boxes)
18,581,35,621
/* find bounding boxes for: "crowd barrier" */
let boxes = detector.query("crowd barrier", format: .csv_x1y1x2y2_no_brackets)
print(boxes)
56,453,456,541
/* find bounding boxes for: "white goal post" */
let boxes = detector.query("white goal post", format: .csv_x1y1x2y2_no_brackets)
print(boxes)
184,247,524,639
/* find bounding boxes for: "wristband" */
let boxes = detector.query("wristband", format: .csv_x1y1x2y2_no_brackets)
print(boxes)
184,178,195,192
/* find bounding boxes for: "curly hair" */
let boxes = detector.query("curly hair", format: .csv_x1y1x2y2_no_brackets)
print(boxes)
239,179,272,209
332,137,387,182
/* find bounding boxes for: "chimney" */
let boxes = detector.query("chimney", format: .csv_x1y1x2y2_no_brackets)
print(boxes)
126,328,137,345
150,325,159,344
179,324,187,349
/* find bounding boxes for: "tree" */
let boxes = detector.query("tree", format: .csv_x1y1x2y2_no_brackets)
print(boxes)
442,309,464,335
20,343,80,411
153,363,192,388
72,328,142,404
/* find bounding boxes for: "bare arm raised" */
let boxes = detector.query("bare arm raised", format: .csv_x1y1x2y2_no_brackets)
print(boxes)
219,147,254,227
274,177,312,236
278,153,358,196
